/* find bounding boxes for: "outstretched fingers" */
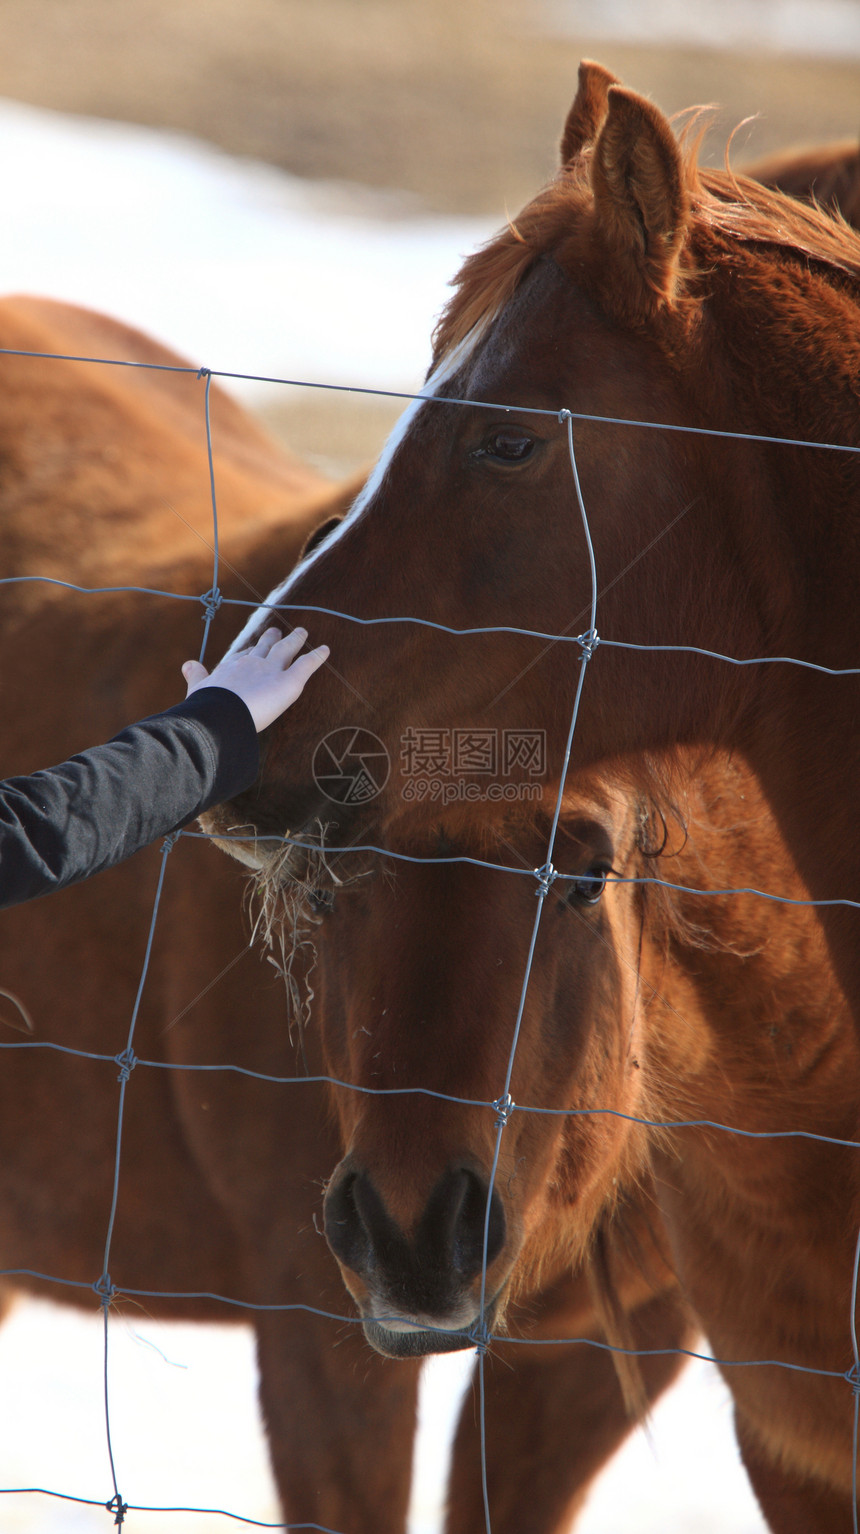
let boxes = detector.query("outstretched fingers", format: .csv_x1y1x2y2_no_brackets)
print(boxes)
247,625,306,662
182,626,330,732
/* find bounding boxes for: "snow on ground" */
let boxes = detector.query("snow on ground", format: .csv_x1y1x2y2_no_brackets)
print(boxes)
543,0,860,56
0,96,491,402
0,1302,768,1533
0,100,774,1531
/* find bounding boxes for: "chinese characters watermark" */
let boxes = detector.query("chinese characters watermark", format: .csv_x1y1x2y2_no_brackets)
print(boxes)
400,727,545,805
312,727,546,806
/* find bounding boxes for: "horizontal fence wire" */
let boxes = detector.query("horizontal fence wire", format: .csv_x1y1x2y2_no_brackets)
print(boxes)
1,577,859,678
0,340,858,1531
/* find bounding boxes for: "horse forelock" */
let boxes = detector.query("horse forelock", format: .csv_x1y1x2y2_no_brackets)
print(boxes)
433,180,586,365
432,129,725,363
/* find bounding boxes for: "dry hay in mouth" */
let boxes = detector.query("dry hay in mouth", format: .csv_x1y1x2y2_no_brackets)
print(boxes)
245,830,345,1036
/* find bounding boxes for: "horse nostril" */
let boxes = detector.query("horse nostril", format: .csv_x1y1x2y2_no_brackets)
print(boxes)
323,1168,372,1274
425,1166,506,1282
479,1181,506,1270
323,1160,507,1307
323,1164,406,1278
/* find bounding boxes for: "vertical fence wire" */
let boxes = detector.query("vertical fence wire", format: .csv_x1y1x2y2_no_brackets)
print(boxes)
87,360,226,1527
198,367,222,663
851,1222,860,1534
474,408,599,1534
95,830,180,1526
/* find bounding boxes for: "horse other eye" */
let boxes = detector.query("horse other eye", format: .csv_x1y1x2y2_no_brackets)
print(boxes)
569,867,609,906
483,429,535,463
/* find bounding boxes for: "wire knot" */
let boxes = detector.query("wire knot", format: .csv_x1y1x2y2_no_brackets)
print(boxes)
558,408,572,424
534,862,558,899
200,585,223,623
93,1272,116,1306
469,1320,491,1356
845,1364,860,1397
577,628,600,661
114,1048,138,1084
196,366,211,381
106,1493,129,1526
161,830,181,855
492,1093,515,1129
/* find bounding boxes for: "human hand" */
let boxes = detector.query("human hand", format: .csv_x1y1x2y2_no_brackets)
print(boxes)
182,627,329,733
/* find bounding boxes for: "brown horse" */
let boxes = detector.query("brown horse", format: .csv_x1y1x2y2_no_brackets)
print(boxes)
202,59,860,1045
302,753,860,1530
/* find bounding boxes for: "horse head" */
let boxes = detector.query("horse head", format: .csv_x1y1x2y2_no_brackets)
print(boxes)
301,786,659,1357
202,62,860,892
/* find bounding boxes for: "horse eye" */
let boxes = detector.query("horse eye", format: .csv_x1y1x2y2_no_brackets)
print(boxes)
308,888,334,915
569,867,608,906
484,429,534,463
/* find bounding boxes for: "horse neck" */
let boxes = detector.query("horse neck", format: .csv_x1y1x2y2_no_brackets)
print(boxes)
741,705,860,1037
679,243,860,953
698,248,860,650
643,757,858,1134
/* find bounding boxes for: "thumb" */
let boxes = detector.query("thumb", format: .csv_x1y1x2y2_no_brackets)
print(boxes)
182,659,209,689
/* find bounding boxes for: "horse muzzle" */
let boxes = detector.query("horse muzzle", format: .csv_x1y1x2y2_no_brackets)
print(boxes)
361,1304,500,1359
323,1156,508,1358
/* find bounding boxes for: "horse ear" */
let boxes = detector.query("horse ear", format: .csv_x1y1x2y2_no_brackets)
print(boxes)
559,60,621,167
591,86,691,308
301,515,342,559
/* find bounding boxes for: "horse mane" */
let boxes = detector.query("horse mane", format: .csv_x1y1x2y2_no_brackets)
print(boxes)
695,167,860,282
432,133,860,366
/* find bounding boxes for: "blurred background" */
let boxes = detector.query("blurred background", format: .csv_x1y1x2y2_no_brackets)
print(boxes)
0,2,857,1530
3,0,858,207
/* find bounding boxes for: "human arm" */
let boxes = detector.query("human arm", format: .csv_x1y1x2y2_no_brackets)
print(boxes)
0,627,328,909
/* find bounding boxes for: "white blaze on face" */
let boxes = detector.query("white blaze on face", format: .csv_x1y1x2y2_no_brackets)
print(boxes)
224,320,495,658
210,316,499,874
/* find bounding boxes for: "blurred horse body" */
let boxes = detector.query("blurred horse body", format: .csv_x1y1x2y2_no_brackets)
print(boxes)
746,136,860,228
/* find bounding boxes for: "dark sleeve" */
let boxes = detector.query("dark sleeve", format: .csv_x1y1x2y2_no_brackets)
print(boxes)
0,687,259,910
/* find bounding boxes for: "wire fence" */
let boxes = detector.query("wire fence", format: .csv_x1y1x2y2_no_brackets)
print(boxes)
0,340,859,1532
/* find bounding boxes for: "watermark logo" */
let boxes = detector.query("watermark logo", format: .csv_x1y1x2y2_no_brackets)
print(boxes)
400,727,545,805
312,726,546,807
312,728,391,805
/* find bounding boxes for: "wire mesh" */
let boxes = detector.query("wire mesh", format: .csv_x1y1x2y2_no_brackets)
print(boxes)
0,339,858,1532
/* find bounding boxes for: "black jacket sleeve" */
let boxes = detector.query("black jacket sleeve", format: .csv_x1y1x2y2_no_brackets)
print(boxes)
0,687,259,909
